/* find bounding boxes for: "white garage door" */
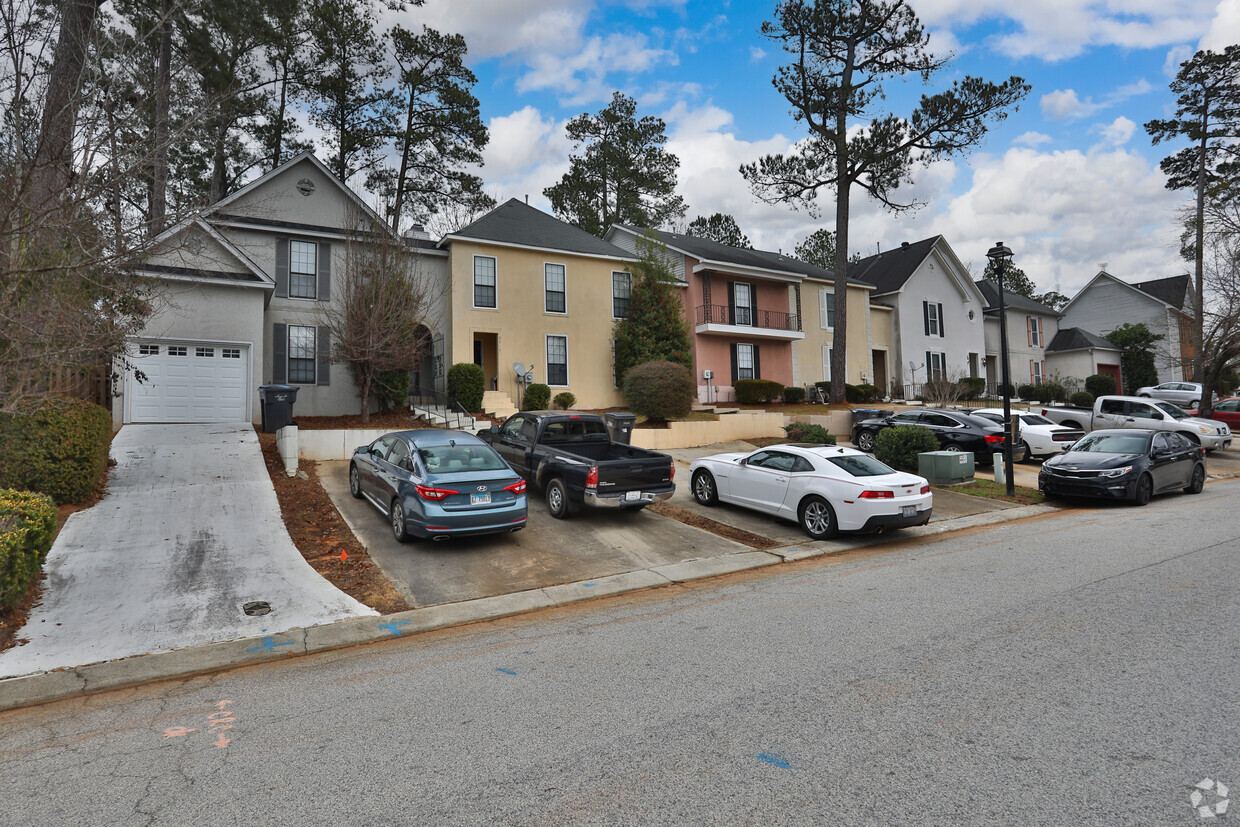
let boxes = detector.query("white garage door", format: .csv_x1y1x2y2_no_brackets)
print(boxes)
127,342,250,423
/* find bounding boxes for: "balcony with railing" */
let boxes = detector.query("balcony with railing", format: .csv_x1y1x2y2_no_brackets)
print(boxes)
694,304,804,340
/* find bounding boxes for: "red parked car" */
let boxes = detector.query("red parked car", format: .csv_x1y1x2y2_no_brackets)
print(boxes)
1189,397,1240,428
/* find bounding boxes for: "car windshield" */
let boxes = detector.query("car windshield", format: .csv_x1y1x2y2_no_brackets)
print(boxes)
826,455,898,477
418,443,509,473
975,412,1002,424
1071,433,1150,454
1019,414,1055,426
1153,402,1188,420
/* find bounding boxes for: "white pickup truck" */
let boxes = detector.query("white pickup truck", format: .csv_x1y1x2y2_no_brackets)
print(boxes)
1037,395,1232,451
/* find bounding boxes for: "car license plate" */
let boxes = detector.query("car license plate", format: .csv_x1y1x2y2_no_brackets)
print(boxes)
625,490,641,502
901,505,916,517
470,493,491,505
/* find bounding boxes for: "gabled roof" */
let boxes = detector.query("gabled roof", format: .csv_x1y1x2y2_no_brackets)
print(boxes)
1045,327,1120,353
205,152,395,237
974,279,1060,316
1132,274,1191,309
610,225,874,286
135,217,273,289
444,199,635,261
846,236,941,294
1062,270,1193,316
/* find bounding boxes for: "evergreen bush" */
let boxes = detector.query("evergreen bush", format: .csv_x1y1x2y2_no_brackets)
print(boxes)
873,425,939,472
0,489,56,610
782,386,807,404
1070,391,1095,407
783,422,836,444
622,361,694,422
447,363,485,411
521,383,551,411
552,391,576,410
734,379,783,404
1085,373,1116,398
0,398,111,505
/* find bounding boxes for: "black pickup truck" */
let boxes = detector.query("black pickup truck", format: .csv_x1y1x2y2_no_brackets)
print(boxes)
477,411,675,518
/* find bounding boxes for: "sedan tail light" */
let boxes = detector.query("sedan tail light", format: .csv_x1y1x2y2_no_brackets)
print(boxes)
415,484,459,501
920,484,930,495
984,434,1005,444
503,480,527,494
859,490,894,499
585,465,598,489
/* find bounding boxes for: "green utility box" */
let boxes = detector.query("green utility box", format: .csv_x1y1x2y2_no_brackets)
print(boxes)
918,450,975,484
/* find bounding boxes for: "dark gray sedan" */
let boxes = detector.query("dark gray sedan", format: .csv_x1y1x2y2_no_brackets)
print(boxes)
349,430,527,542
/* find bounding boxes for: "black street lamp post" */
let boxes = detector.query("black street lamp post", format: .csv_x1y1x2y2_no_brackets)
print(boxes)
986,242,1017,497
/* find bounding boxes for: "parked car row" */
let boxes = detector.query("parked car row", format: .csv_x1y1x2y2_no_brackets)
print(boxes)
1038,395,1231,451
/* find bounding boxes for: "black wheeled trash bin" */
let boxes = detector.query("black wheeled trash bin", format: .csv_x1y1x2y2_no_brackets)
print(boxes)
259,384,299,433
604,412,637,445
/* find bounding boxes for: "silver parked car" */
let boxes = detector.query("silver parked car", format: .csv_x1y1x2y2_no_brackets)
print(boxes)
1136,381,1218,408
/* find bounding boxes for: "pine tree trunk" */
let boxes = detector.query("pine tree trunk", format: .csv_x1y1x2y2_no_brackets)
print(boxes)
151,0,171,234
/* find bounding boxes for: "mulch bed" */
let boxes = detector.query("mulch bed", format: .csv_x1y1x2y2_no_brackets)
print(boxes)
648,502,781,550
256,430,410,615
293,410,497,431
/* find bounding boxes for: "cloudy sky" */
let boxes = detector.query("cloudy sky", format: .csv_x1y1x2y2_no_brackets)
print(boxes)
397,0,1239,297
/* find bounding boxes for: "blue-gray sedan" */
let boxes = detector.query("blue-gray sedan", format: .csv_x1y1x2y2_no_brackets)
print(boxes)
349,430,527,542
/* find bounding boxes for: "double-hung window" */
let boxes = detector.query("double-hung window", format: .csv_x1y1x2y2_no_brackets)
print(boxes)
925,351,946,382
733,283,752,326
1028,316,1043,347
473,255,497,308
737,343,755,380
546,335,568,386
924,301,944,337
820,290,835,329
288,325,317,384
1031,360,1045,385
545,263,566,313
612,271,631,318
289,240,317,299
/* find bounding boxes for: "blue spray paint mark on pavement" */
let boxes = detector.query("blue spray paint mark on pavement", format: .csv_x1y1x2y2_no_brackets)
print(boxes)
756,754,791,769
495,668,518,676
379,620,412,637
582,582,596,587
246,636,295,653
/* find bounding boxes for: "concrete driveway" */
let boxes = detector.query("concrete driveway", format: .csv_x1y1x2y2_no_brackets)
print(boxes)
0,425,376,679
320,461,749,607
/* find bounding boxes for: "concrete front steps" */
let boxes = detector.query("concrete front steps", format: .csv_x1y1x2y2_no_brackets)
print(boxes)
410,403,477,430
482,390,518,421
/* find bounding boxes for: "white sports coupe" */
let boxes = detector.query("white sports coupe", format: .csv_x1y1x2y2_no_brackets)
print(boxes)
968,408,1084,461
688,444,933,540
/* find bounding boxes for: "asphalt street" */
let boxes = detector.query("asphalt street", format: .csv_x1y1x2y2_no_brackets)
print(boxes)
2,479,1238,825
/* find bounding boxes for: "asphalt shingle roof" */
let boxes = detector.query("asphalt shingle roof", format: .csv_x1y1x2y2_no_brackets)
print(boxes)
1131,274,1190,309
974,279,1060,316
615,225,874,286
845,236,941,294
449,199,633,259
1045,327,1119,353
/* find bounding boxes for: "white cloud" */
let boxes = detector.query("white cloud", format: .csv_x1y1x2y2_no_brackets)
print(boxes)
1096,116,1136,146
516,32,677,106
410,0,591,60
1163,44,1195,76
1014,131,1053,146
478,107,573,208
1199,0,1240,50
749,45,767,62
1041,89,1102,121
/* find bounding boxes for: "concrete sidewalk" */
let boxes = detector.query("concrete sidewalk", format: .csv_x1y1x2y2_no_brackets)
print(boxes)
0,424,376,680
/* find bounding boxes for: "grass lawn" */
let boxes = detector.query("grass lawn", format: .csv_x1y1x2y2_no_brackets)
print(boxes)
935,477,1045,506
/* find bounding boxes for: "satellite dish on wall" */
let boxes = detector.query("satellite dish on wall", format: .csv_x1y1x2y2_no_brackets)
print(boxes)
512,362,526,377
909,360,917,371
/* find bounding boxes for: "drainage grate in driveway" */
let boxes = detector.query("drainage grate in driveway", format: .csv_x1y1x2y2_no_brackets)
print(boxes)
242,601,273,616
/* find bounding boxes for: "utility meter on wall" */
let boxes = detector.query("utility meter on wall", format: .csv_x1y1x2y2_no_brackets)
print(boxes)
703,369,713,380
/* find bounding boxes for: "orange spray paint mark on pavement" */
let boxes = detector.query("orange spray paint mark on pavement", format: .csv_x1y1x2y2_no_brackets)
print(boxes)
163,726,196,738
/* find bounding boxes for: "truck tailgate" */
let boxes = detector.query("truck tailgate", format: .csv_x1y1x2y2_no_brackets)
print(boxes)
596,456,673,493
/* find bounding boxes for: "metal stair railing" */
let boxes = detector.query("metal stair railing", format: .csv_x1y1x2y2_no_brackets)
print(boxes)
409,385,474,430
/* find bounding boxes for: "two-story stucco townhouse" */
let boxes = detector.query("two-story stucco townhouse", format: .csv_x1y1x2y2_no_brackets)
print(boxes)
848,236,987,399
975,278,1123,393
439,199,637,413
604,226,885,403
117,152,448,427
1059,271,1196,384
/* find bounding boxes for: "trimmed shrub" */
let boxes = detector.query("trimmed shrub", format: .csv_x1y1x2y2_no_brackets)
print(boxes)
734,379,784,404
814,381,882,403
0,489,56,610
1016,384,1035,400
873,425,939,472
1045,381,1067,403
521,383,551,411
552,391,576,410
782,386,807,404
1085,373,1116,398
0,398,111,505
623,360,695,422
783,422,836,444
372,368,412,412
1070,391,1095,407
960,377,986,400
996,383,1015,397
447,362,485,411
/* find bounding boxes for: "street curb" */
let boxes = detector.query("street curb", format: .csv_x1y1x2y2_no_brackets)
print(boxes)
0,501,1061,712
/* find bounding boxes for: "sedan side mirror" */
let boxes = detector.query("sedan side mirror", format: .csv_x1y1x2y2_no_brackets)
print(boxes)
489,425,500,434
355,445,368,455
1150,412,1164,421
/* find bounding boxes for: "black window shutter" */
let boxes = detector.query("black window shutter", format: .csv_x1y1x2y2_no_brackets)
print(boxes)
727,282,735,325
923,301,930,336
318,242,331,301
730,343,738,383
275,239,289,298
317,326,331,386
925,350,931,381
753,345,761,380
938,303,945,338
272,323,287,383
